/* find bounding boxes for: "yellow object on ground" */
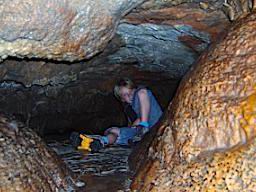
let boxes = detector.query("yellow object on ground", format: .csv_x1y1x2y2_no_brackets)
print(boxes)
78,134,94,151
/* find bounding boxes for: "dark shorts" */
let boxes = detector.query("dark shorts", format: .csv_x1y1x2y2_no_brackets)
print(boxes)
115,127,138,145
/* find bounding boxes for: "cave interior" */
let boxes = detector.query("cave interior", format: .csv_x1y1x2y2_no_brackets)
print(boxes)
1,0,255,191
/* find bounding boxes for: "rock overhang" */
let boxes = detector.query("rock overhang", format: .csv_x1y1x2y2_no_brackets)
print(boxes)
0,0,146,62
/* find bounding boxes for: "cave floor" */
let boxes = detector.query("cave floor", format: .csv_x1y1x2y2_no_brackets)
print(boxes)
46,136,133,192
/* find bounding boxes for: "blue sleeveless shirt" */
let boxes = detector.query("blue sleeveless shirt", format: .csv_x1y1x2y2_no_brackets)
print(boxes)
131,87,163,128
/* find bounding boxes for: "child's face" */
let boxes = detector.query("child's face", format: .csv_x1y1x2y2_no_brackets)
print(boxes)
119,86,135,104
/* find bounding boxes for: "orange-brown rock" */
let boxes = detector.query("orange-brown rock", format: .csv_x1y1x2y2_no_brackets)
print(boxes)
0,114,76,191
134,136,256,191
0,0,145,61
222,0,255,21
136,0,255,22
124,3,230,42
131,10,256,191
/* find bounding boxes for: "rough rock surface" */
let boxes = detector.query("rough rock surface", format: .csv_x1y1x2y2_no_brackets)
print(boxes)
125,0,229,41
0,0,145,61
110,23,210,78
0,114,77,191
135,136,256,191
131,10,256,191
137,0,255,22
222,0,255,21
47,138,132,191
116,0,231,78
0,0,230,75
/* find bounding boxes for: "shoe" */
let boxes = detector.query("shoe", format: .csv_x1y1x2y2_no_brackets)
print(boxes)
70,132,82,148
90,139,104,152
132,135,143,143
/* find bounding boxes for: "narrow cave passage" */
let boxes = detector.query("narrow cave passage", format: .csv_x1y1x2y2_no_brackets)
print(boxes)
3,0,252,191
0,58,181,191
0,58,180,191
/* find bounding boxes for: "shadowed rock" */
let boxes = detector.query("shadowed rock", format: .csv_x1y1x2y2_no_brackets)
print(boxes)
0,114,77,191
0,0,145,61
131,10,256,191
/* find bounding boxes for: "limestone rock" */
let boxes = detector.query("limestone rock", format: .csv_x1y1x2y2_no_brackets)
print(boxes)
169,10,256,162
222,0,255,21
132,10,256,191
0,0,145,61
125,2,230,42
0,114,75,191
110,23,210,78
135,136,256,191
121,1,230,77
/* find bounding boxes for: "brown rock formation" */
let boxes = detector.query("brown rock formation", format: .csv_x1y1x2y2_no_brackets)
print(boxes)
131,10,256,191
137,0,255,22
134,136,256,191
222,0,255,21
124,1,230,42
0,0,145,61
0,114,76,191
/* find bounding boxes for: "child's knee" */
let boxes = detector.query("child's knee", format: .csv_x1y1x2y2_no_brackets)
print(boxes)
109,128,120,136
104,127,120,136
107,133,118,144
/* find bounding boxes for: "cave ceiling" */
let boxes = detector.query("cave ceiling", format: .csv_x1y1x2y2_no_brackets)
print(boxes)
0,0,253,134
0,0,233,86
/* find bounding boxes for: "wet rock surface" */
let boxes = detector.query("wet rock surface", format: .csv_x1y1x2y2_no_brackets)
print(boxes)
47,136,132,191
0,114,76,192
132,10,256,192
0,0,145,61
48,139,131,176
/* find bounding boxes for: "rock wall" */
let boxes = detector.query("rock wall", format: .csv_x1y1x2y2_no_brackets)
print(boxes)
0,114,76,191
131,10,256,191
118,0,230,78
0,0,145,61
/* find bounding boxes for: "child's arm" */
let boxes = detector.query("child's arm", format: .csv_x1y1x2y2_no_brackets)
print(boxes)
131,118,141,126
138,89,150,124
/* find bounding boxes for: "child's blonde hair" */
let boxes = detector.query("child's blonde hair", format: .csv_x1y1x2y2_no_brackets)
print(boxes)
114,78,136,100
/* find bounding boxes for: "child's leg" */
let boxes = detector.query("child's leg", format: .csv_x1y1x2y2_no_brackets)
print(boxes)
115,127,138,145
106,133,118,144
104,127,120,145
